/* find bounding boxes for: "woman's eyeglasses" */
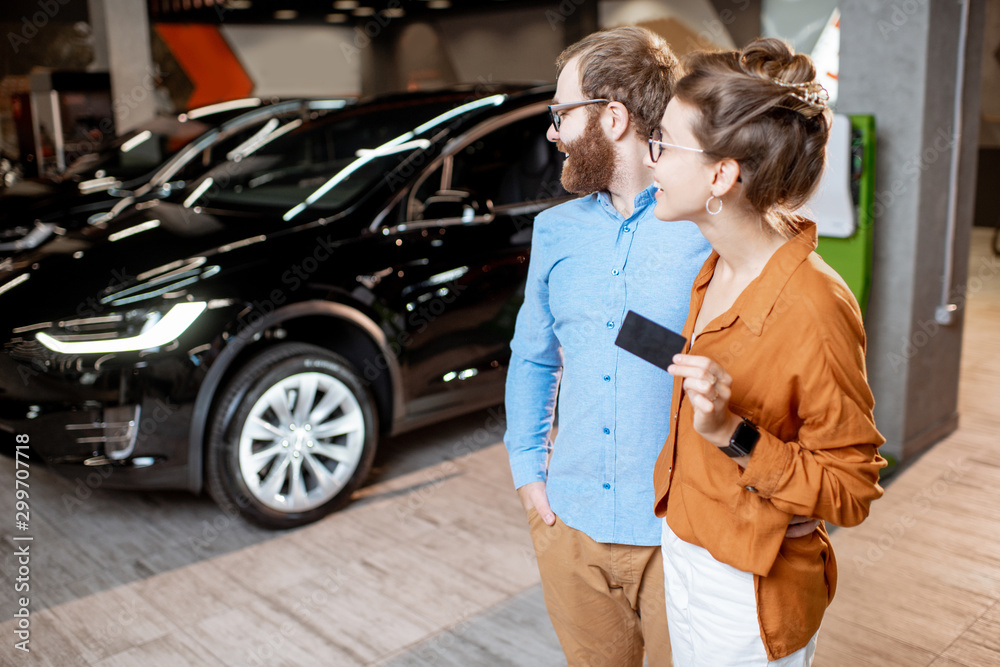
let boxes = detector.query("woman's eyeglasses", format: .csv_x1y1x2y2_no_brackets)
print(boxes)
647,129,705,162
548,99,611,131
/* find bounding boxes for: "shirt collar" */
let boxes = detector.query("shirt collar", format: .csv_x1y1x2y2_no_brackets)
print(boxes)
634,183,657,209
595,184,658,222
693,221,819,337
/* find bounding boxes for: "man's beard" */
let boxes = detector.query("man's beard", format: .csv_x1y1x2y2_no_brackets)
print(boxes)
558,112,616,195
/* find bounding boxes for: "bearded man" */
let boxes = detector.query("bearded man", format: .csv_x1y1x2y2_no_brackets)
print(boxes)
503,26,712,666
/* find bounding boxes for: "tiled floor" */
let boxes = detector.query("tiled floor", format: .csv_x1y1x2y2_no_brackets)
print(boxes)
1,227,998,666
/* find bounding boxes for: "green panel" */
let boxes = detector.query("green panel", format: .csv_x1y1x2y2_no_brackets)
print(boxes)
814,115,876,316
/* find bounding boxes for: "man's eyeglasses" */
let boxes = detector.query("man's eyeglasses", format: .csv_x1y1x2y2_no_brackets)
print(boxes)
548,99,611,131
647,128,705,163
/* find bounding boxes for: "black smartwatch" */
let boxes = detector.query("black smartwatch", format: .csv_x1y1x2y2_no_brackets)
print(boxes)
720,418,759,458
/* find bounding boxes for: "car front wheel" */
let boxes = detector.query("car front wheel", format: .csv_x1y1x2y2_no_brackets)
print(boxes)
207,343,377,529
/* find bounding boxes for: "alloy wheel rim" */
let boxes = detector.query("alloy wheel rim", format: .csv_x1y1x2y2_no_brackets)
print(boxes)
238,371,365,512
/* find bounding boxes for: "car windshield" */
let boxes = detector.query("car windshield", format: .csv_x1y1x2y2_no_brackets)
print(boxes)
61,115,216,184
193,95,504,220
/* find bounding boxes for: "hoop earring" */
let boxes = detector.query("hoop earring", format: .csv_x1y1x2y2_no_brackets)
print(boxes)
705,195,723,215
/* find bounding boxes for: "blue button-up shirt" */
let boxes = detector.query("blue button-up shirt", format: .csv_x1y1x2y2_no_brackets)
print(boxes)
504,184,711,546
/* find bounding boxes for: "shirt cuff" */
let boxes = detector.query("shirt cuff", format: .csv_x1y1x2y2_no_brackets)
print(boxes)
508,452,548,489
737,429,792,497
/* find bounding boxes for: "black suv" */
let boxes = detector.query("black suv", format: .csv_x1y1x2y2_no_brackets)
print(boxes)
0,84,569,528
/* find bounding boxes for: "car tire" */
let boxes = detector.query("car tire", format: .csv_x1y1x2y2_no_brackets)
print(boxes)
206,343,377,529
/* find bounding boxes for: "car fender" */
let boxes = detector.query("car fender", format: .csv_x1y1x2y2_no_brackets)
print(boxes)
186,300,404,493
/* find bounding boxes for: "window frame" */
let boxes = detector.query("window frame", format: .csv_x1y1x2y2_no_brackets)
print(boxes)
371,100,568,234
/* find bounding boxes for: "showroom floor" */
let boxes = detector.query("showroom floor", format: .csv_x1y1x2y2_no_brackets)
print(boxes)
2,227,999,667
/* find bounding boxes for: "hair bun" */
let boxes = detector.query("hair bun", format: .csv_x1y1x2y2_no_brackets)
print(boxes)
739,38,828,119
738,38,814,83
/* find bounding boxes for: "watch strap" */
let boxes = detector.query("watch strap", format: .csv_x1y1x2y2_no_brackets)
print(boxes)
720,418,759,458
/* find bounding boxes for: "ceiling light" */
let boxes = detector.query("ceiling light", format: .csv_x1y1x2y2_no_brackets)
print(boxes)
109,220,161,242
382,7,405,18
274,9,297,19
353,6,376,16
120,130,152,153
325,13,348,22
333,0,358,8
427,0,451,8
185,97,262,120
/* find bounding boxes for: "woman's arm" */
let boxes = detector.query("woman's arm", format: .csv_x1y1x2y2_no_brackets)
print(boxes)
669,331,886,528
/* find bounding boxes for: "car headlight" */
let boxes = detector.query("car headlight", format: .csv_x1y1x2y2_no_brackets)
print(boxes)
36,302,207,354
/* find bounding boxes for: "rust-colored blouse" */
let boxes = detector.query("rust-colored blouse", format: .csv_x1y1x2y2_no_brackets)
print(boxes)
653,222,887,660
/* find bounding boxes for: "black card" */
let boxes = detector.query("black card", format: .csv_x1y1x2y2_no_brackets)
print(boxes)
614,310,687,372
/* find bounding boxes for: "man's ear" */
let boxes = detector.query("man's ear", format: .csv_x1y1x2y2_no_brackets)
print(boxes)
711,158,742,197
605,101,631,141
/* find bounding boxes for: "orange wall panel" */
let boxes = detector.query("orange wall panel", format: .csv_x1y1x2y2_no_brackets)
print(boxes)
154,24,254,109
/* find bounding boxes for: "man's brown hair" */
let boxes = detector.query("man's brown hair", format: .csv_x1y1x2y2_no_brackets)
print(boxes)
556,26,679,141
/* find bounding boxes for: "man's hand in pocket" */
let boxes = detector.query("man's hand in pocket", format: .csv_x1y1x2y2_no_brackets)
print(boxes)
517,481,556,526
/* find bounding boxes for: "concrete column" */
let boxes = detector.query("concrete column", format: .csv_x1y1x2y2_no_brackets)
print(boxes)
87,0,156,134
838,0,987,463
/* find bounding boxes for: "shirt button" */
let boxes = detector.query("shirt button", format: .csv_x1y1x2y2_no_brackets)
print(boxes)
603,427,610,435
603,483,611,490
745,486,758,493
606,321,614,329
624,226,631,232
603,375,610,382
612,268,619,275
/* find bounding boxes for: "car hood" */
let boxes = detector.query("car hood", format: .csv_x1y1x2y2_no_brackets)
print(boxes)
0,200,365,332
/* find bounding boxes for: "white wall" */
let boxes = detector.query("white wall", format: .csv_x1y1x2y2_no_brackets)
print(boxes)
433,7,565,85
221,25,360,98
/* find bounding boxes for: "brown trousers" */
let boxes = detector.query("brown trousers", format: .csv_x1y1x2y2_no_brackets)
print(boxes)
527,509,672,666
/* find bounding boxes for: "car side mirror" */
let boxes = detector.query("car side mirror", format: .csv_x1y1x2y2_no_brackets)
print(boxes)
420,189,494,224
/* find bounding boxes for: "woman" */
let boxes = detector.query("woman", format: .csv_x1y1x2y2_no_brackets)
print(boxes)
646,38,887,665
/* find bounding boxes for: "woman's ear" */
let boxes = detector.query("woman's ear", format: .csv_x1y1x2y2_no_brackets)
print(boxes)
605,101,631,141
711,158,742,197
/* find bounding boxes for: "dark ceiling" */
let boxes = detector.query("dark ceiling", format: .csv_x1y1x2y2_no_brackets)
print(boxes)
148,0,552,25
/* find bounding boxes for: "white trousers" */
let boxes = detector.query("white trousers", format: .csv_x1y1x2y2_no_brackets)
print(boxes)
661,518,818,666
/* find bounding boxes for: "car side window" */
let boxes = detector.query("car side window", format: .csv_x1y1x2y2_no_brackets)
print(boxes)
408,112,567,222
450,114,567,207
